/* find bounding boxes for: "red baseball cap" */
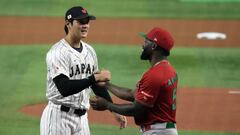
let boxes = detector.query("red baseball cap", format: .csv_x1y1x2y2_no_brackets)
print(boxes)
139,27,174,52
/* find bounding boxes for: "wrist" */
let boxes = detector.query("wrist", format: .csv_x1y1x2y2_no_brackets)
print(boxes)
107,102,112,111
89,74,97,83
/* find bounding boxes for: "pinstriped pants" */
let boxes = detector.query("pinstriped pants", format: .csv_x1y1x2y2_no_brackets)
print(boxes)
40,102,90,135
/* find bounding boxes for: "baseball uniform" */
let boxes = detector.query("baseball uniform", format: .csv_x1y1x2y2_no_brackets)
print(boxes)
40,39,98,135
135,60,178,135
89,27,177,135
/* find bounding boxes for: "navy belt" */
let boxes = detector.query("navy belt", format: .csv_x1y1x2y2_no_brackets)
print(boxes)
60,105,86,117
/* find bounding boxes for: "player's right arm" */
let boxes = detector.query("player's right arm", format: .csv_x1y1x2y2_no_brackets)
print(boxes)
47,47,110,97
54,71,111,97
105,83,135,102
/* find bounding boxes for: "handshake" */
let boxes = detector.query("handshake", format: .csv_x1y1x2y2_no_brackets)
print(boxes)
93,70,111,86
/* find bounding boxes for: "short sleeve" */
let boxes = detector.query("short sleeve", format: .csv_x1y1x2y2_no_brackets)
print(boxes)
135,73,160,108
46,49,70,79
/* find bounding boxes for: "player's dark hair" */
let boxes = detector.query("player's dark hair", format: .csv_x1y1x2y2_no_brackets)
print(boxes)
64,19,74,34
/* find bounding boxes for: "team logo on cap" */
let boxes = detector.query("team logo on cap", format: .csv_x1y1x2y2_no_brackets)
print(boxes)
67,15,72,19
82,9,87,13
154,37,158,41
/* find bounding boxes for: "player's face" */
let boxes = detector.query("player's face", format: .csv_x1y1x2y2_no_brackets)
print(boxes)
71,18,90,39
140,39,154,60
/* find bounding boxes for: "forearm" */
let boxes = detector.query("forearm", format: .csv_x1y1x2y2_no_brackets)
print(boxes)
106,101,146,117
92,84,113,103
107,103,137,116
107,83,134,102
54,74,96,97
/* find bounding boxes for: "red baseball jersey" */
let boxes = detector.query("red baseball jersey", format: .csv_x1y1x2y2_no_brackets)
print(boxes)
135,60,178,126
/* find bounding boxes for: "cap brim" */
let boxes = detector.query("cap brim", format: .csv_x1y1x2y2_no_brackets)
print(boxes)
88,15,96,20
73,15,96,20
139,32,147,38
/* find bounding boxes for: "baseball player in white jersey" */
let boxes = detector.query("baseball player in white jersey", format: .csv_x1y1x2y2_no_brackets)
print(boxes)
40,6,126,135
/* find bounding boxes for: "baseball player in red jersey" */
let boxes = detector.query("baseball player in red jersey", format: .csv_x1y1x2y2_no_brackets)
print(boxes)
90,27,178,135
40,6,126,135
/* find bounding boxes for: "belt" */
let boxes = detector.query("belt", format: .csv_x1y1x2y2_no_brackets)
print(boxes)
141,122,176,132
60,105,86,117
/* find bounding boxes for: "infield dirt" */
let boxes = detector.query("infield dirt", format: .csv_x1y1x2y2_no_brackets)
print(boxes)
1,17,240,47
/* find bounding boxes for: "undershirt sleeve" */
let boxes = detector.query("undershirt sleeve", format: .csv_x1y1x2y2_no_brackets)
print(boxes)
91,84,113,103
53,74,96,97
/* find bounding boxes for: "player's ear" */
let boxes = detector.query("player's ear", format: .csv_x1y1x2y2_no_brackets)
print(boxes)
65,20,70,26
66,20,73,26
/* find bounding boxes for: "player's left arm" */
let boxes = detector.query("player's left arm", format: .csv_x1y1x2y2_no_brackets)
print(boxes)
90,96,148,118
108,100,148,118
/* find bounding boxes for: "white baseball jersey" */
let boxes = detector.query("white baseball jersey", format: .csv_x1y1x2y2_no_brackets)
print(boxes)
46,38,98,109
41,39,97,135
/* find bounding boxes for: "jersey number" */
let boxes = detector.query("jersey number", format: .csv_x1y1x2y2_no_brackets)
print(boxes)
168,74,178,111
172,88,177,110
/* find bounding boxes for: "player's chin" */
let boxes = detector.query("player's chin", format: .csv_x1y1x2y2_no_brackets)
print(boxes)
80,33,88,38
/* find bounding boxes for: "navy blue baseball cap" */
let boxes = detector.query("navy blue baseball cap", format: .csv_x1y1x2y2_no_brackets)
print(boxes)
65,6,96,20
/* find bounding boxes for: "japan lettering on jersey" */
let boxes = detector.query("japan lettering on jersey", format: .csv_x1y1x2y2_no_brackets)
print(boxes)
135,60,178,126
46,39,98,109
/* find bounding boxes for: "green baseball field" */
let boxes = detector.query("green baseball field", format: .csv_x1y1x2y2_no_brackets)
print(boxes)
0,0,240,135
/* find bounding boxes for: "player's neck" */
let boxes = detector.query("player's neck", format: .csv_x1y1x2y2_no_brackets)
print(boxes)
150,56,167,67
64,35,82,48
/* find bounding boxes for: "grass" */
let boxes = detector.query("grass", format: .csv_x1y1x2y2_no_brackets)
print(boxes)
181,0,240,2
170,47,240,88
96,45,240,88
0,44,239,135
0,0,240,19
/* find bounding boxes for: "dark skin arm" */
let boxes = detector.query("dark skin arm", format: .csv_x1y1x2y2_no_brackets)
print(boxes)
105,82,135,102
90,96,148,118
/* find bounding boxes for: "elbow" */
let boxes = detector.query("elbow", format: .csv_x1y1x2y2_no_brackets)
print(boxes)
56,83,70,97
58,88,69,97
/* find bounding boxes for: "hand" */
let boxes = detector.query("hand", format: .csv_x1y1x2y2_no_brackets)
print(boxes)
94,70,111,82
113,113,127,129
90,96,109,111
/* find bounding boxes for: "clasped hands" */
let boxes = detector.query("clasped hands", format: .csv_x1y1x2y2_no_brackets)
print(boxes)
93,70,111,85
